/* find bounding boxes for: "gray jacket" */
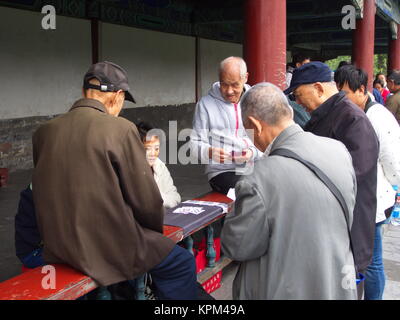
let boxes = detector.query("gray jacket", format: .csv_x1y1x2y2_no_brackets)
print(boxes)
221,124,358,300
190,82,262,180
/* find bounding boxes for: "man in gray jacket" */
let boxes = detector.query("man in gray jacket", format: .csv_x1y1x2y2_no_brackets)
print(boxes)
190,57,261,194
221,83,358,300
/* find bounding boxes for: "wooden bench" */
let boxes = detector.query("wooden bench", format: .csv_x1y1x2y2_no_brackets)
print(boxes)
0,192,234,300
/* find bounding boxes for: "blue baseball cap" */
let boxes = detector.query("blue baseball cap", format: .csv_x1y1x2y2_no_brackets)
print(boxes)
284,61,333,95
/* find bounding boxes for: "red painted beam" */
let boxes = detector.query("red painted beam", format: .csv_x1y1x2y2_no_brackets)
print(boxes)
91,19,99,64
352,0,376,91
388,25,400,73
244,0,287,89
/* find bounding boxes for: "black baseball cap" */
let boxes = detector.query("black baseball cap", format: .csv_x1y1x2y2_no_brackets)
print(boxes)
284,61,333,95
83,61,136,103
387,70,400,85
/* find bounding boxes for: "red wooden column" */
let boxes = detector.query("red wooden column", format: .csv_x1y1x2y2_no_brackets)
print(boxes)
91,19,99,64
351,0,376,91
388,25,400,73
244,0,286,89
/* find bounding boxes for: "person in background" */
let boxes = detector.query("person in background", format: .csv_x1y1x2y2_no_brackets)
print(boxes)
376,73,389,89
371,80,385,105
15,183,44,269
374,77,390,104
287,98,311,128
386,70,400,124
335,65,400,300
286,53,311,88
337,60,352,70
136,121,181,209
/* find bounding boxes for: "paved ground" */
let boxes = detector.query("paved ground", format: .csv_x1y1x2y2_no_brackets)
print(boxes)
211,223,400,300
1,167,399,300
382,223,400,300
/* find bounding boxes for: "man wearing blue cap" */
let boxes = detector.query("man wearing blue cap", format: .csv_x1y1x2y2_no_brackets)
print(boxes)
284,61,379,299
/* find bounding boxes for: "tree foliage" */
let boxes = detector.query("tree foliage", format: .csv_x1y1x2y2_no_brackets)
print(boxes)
325,54,388,76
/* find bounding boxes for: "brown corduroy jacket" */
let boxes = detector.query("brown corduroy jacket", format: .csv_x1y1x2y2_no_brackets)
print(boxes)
386,90,400,124
32,98,175,286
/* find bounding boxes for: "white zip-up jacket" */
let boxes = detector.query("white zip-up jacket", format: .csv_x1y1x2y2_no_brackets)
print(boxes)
153,157,181,209
190,82,262,180
366,101,400,222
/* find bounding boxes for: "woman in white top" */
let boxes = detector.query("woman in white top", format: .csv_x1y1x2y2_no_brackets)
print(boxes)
137,122,181,209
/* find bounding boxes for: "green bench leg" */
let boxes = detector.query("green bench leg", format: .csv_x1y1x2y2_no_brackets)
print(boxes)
183,235,194,255
206,225,216,268
135,274,146,300
96,286,112,300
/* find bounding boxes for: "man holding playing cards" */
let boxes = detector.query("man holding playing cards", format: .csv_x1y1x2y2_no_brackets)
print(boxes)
190,57,262,195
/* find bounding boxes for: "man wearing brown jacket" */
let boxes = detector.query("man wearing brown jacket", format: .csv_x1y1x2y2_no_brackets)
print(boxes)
386,70,400,124
32,61,197,299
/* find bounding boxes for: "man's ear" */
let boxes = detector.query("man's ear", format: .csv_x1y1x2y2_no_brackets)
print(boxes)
247,116,263,136
314,82,324,97
112,90,123,105
244,72,249,84
360,85,366,96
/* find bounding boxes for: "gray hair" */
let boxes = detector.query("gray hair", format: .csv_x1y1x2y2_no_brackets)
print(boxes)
241,82,293,126
219,56,247,80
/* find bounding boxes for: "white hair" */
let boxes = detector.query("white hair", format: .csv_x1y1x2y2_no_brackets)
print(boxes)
219,56,247,80
241,82,293,126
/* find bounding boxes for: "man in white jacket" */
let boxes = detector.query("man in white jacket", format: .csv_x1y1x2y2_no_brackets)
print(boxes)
335,65,400,300
190,57,261,194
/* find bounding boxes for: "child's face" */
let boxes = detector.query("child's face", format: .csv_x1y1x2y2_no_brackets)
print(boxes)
143,136,160,167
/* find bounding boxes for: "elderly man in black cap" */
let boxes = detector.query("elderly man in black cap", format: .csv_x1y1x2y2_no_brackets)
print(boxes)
284,61,379,299
31,61,197,299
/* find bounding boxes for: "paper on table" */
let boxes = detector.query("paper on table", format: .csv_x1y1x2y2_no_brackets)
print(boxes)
183,200,229,213
173,206,205,215
227,188,236,201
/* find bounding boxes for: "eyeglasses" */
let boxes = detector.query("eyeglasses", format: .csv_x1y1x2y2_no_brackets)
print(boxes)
291,84,316,101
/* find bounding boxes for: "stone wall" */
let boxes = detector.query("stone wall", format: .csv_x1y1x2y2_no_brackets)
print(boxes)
0,103,196,172
0,116,56,172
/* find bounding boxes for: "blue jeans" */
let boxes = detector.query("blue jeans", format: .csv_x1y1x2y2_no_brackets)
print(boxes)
149,244,197,300
364,221,386,300
21,248,45,269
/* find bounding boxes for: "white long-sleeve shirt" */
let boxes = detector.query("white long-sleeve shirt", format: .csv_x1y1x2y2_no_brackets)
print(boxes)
366,102,400,222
